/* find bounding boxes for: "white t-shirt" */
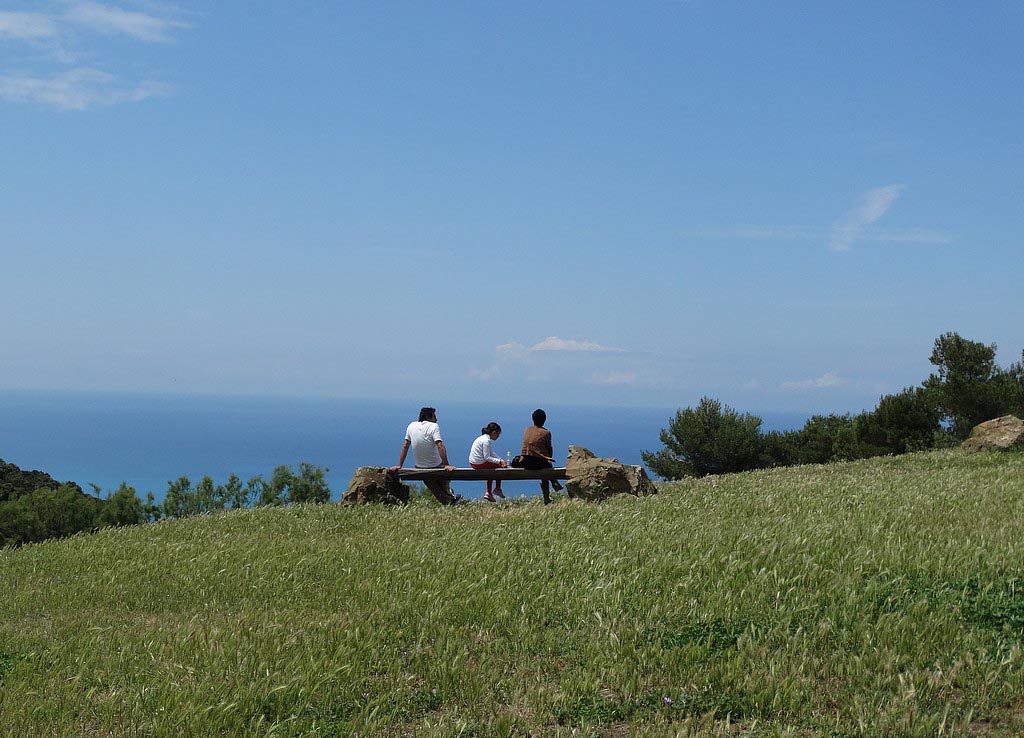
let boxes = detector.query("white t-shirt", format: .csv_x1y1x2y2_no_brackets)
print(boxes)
469,433,502,465
406,420,443,468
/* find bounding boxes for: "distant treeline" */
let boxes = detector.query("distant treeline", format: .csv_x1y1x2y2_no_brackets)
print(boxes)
0,461,330,548
643,332,1024,479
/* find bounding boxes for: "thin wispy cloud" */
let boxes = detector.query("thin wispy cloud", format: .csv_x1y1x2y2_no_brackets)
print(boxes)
531,336,624,353
688,224,951,245
829,184,906,251
587,371,637,386
64,2,187,42
0,11,61,40
684,185,949,251
471,337,629,383
0,68,167,110
780,371,848,391
0,2,187,110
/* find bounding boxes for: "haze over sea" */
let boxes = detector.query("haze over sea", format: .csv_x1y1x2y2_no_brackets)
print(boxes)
1,391,806,501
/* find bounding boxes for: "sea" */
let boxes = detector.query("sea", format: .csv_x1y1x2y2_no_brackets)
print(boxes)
0,391,807,501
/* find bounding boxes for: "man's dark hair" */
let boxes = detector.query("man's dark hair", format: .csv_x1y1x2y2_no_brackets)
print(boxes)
419,407,437,422
532,408,546,426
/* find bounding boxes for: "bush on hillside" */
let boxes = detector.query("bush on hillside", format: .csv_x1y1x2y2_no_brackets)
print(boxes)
0,458,82,502
857,387,943,454
646,333,1024,480
96,483,149,527
791,414,860,464
0,485,102,546
160,464,332,519
642,397,766,478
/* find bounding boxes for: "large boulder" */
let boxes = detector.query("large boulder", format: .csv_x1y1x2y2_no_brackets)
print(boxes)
961,415,1024,452
565,446,658,501
343,466,410,505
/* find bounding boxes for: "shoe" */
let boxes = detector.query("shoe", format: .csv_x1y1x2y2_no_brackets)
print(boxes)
543,490,551,505
552,480,564,492
493,488,505,499
483,492,496,503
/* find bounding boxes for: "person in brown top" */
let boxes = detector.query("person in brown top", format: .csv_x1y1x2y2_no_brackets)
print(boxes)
515,408,564,504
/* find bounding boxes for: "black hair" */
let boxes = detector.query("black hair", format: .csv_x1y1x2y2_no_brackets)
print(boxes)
481,421,502,435
532,408,546,427
418,407,436,422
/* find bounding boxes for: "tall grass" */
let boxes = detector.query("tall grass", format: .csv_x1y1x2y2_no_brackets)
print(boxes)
2,449,1023,736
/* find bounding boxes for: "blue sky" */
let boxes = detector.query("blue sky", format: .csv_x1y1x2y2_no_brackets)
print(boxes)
2,1,1021,414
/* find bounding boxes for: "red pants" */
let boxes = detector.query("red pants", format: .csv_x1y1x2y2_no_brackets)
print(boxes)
470,461,502,495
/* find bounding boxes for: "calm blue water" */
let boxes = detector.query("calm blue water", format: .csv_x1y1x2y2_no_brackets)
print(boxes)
0,391,806,501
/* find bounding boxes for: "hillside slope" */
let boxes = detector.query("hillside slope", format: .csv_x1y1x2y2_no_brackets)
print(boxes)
2,450,1023,737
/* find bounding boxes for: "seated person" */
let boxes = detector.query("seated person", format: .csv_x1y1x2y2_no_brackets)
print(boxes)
469,422,507,502
390,406,459,505
515,408,563,505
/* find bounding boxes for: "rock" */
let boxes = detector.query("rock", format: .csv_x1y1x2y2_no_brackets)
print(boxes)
623,464,659,497
564,445,658,501
961,415,1024,452
342,466,410,505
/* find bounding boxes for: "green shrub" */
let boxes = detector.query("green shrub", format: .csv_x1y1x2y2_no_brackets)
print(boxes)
642,396,766,478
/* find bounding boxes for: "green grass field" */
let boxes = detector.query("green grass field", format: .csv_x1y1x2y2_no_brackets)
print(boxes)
2,449,1023,737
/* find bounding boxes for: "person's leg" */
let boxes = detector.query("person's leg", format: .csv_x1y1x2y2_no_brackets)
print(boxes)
522,456,554,504
471,461,499,499
423,476,457,505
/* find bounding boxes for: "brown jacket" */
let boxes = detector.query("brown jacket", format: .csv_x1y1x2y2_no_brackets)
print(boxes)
520,425,553,460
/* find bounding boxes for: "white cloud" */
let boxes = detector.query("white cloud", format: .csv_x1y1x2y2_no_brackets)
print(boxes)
0,11,61,39
0,68,168,110
476,337,635,387
686,223,951,246
531,336,624,353
0,3,187,110
780,371,848,391
468,365,501,381
865,227,952,244
586,371,637,386
64,2,188,43
495,341,529,359
829,184,906,252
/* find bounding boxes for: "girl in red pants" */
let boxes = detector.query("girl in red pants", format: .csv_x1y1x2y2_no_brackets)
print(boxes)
469,422,507,501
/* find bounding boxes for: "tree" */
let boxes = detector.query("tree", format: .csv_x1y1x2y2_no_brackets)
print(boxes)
994,351,1024,419
223,474,250,509
1,458,82,503
98,483,146,527
0,485,101,546
642,397,766,479
860,387,942,454
289,462,331,504
924,332,1007,439
789,414,861,464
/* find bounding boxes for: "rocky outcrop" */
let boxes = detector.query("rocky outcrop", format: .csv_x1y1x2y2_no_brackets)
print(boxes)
342,466,410,505
623,463,659,497
961,415,1024,452
564,446,658,501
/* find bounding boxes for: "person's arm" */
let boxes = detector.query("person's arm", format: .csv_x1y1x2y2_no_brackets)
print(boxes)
542,430,554,462
484,438,505,465
436,440,455,471
390,439,411,471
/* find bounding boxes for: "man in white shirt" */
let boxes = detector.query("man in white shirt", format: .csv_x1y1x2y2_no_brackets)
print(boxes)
390,407,460,505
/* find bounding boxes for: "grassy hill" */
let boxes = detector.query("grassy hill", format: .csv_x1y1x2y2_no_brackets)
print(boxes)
2,450,1023,737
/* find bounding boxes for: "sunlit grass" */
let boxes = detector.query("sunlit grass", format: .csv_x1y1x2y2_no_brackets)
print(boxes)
2,449,1024,736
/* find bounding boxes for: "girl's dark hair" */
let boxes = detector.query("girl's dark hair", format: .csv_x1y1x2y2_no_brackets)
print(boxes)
418,407,436,422
532,408,546,426
482,422,501,435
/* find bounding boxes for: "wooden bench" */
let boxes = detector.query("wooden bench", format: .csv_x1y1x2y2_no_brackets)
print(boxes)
391,467,567,483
